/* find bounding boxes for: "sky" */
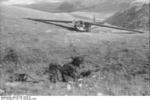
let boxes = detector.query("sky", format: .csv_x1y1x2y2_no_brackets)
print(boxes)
135,0,150,3
1,0,149,5
0,0,64,5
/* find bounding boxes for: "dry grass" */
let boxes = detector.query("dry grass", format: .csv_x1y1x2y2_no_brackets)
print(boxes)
0,36,149,95
0,4,149,96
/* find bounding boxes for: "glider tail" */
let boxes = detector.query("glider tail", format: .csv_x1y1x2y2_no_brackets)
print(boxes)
93,15,96,24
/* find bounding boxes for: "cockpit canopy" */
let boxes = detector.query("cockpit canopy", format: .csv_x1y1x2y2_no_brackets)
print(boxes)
74,21,91,32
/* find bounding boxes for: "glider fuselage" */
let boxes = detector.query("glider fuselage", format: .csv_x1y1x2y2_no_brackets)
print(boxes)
73,21,92,32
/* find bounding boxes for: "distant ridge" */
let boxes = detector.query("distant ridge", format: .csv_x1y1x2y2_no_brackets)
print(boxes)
22,0,133,13
0,4,74,20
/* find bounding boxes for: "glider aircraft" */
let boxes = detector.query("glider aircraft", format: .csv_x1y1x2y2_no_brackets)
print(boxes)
24,16,144,33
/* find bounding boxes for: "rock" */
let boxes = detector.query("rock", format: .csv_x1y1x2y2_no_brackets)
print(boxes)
77,79,83,88
97,92,104,96
92,75,97,78
78,79,83,81
0,89,5,95
67,83,72,91
78,83,83,88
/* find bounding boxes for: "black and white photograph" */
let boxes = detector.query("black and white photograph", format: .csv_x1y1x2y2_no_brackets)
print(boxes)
0,0,149,96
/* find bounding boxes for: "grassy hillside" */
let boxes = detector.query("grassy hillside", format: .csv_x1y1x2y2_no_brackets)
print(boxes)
106,3,150,31
0,5,149,95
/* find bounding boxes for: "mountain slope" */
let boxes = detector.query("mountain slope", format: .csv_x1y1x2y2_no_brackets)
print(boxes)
23,0,133,13
105,2,150,30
